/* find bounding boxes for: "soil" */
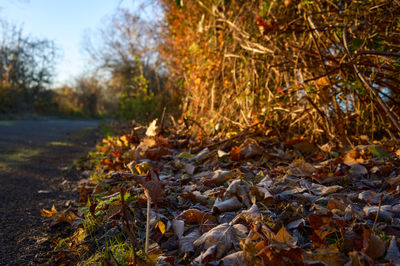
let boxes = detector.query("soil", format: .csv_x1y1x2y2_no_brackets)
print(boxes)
0,119,99,265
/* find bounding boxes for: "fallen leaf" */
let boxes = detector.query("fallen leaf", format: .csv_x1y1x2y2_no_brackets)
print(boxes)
221,251,246,266
177,209,216,224
230,146,242,161
130,170,165,204
171,219,184,238
304,248,348,266
240,139,263,159
145,119,158,137
218,150,230,158
288,158,316,177
348,251,373,266
240,203,261,223
207,169,235,185
358,190,382,204
368,145,390,160
157,220,166,234
385,236,400,264
348,163,368,177
193,223,235,259
179,230,201,254
364,232,385,259
212,196,244,213
178,151,194,159
41,204,58,218
274,225,293,243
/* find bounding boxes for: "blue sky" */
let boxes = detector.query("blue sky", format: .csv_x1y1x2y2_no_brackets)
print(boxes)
0,0,134,85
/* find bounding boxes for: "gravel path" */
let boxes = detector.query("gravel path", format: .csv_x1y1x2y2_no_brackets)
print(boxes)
0,120,99,265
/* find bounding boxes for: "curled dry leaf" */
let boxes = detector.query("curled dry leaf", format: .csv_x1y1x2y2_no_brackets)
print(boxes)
145,119,158,137
363,205,393,221
348,163,368,178
240,203,261,224
226,179,251,208
213,196,243,213
206,170,235,185
192,147,210,162
358,190,382,204
171,219,184,238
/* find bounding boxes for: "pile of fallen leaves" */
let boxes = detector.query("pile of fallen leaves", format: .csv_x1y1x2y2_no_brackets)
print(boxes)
43,119,400,265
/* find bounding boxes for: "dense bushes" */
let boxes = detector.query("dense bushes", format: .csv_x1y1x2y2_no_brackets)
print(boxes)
159,0,400,141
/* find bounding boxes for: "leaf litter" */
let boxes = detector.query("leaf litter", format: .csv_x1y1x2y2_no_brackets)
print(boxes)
42,119,400,265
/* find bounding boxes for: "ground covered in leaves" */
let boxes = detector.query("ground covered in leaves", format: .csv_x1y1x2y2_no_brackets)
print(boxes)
43,119,400,265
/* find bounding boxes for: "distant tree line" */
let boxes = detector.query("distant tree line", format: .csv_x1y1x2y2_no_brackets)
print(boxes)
0,20,57,114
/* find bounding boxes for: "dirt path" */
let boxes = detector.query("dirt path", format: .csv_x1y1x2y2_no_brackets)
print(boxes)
0,119,99,265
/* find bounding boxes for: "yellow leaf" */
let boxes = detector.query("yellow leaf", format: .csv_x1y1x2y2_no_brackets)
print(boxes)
157,220,166,234
41,204,57,218
135,161,150,175
275,225,291,243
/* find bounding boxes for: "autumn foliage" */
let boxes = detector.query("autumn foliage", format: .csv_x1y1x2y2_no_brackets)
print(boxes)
159,0,400,140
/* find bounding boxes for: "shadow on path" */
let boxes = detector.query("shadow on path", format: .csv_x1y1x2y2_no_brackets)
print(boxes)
0,120,99,265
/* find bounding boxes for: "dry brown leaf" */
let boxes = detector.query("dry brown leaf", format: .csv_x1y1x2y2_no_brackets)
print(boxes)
364,232,385,259
179,230,201,254
304,248,348,266
240,203,261,224
288,158,316,177
130,170,165,204
385,236,400,264
274,225,293,243
396,148,400,159
193,223,235,259
343,148,365,165
348,251,373,266
358,190,382,204
221,251,246,266
145,119,158,137
240,139,263,159
177,209,217,224
212,196,244,213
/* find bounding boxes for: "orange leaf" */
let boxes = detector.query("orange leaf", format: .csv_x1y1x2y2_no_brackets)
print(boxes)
229,146,242,160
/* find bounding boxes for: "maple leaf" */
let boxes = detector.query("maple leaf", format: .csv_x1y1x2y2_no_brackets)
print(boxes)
130,169,165,204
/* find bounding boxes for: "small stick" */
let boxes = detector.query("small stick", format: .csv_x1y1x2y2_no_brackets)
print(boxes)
159,107,167,134
372,194,383,231
145,190,150,254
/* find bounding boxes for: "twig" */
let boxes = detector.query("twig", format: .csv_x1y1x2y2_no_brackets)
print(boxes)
372,194,383,231
159,107,167,133
343,25,400,134
145,190,150,254
193,122,260,153
355,50,400,58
